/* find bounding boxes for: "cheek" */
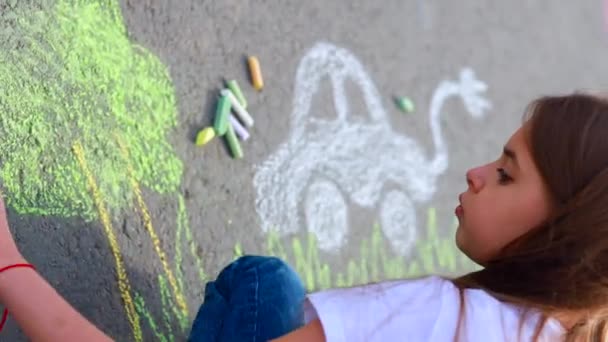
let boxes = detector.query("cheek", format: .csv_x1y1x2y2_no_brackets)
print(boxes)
459,190,550,262
457,209,508,262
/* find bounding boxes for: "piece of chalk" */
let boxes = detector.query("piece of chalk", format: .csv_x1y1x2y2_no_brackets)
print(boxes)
225,121,243,159
229,114,250,141
214,95,231,136
395,96,415,113
227,80,247,109
248,56,264,91
221,89,254,127
195,127,216,146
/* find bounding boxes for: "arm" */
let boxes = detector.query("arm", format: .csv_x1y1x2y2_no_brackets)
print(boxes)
0,198,112,342
271,319,326,342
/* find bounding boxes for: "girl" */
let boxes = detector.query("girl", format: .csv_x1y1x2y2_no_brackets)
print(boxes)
187,93,608,341
0,93,605,341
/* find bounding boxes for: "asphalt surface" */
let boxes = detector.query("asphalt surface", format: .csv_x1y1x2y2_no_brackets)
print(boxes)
1,0,608,340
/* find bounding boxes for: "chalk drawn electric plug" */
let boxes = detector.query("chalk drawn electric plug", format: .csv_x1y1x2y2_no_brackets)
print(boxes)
253,42,492,256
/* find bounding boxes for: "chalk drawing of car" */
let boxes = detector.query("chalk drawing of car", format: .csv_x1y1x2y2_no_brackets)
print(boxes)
253,42,491,255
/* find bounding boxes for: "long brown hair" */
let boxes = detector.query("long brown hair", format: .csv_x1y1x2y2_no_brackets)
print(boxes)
452,93,608,341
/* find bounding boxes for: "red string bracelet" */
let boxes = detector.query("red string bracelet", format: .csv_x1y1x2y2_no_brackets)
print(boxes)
0,263,36,332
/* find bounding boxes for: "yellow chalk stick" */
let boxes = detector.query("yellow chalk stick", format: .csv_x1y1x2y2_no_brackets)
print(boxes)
248,56,264,91
195,127,216,146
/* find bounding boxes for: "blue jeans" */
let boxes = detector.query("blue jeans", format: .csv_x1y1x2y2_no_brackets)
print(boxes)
188,256,306,342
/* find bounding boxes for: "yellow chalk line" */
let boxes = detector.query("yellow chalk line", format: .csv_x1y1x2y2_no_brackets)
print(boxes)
72,141,142,342
115,135,189,318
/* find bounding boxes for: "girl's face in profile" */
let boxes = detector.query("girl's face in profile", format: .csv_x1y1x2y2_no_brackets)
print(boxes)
455,124,555,265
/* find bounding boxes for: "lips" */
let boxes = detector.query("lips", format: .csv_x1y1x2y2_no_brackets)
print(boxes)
455,204,464,218
455,194,464,218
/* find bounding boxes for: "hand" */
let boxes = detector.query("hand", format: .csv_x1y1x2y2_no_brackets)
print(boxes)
0,196,25,267
0,195,112,341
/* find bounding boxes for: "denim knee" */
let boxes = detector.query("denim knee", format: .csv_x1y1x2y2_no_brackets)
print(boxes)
215,256,305,308
189,256,306,342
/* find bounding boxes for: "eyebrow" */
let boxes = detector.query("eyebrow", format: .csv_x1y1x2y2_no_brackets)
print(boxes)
503,146,519,169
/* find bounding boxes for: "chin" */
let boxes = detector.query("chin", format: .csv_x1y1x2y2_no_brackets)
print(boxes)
454,228,484,266
455,225,464,250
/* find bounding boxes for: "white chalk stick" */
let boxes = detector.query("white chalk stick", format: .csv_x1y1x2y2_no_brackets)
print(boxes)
229,114,250,141
221,88,254,127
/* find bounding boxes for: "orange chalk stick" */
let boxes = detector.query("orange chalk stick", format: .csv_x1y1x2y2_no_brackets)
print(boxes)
248,56,264,91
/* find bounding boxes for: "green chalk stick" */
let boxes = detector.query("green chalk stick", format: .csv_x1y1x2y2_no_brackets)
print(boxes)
225,122,243,159
227,80,247,109
214,95,231,136
395,96,415,113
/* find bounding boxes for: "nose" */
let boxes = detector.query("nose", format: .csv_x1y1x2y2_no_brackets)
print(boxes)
466,166,485,193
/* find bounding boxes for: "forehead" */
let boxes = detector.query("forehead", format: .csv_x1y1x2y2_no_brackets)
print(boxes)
506,124,535,169
506,125,527,147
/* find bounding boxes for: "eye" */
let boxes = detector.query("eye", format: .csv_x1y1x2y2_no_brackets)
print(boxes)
497,168,512,184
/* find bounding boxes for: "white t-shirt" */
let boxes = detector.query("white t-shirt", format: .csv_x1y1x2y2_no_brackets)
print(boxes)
304,276,565,342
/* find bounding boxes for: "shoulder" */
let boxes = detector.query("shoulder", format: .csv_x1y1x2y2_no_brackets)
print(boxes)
305,276,457,321
304,276,564,342
304,276,461,341
307,275,454,300
448,281,565,341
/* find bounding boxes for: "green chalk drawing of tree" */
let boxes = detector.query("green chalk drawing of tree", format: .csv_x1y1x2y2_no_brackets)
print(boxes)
0,0,182,219
0,1,204,340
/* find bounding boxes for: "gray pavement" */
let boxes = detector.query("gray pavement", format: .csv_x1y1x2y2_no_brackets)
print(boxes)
1,0,607,340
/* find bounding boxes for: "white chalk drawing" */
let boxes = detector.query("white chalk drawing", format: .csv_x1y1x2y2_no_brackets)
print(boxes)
253,42,491,255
